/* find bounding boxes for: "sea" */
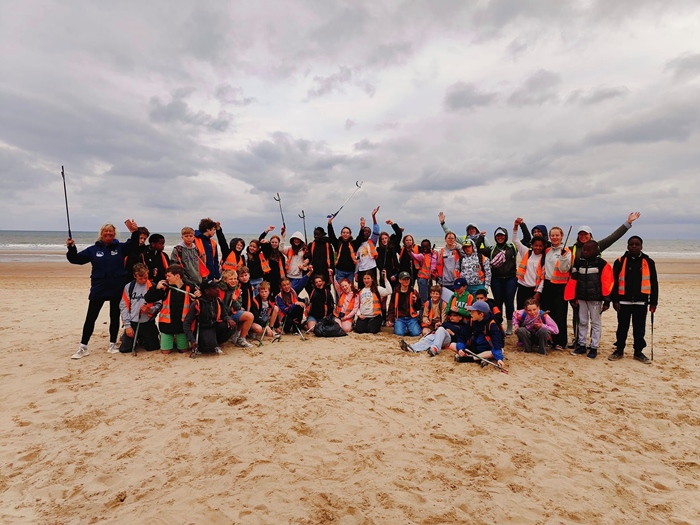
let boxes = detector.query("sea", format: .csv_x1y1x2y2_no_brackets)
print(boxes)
0,230,698,263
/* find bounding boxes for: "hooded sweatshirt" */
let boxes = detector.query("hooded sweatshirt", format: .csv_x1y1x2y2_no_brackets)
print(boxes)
482,227,518,279
286,231,307,279
171,241,202,288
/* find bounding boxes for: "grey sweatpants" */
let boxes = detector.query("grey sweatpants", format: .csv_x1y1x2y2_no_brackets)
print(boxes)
411,327,452,353
577,300,602,349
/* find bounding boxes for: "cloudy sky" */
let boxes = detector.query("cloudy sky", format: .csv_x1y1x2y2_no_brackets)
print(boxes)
1,0,699,240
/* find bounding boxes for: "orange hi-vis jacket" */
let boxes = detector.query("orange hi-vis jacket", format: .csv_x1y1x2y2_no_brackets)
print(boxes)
194,237,217,278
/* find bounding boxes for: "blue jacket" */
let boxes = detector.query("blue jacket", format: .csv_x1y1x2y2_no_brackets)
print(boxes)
462,311,504,361
67,239,130,299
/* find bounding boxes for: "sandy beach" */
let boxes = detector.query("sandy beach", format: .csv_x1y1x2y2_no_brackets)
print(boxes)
1,259,699,524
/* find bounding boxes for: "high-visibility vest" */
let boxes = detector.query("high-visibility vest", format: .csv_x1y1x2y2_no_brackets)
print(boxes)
310,242,331,269
285,247,306,273
307,287,332,317
365,240,378,260
159,285,192,324
194,237,218,278
335,292,358,318
367,290,382,317
335,242,357,265
122,280,153,313
463,254,486,282
417,252,433,279
617,257,651,296
394,290,418,318
545,247,571,284
436,248,460,279
400,245,420,270
276,289,300,319
516,250,544,289
222,251,244,272
422,299,445,328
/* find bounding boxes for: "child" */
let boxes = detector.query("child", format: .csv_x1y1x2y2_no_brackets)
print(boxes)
171,227,203,289
244,239,269,295
328,215,368,285
305,227,335,293
454,301,505,368
145,264,199,355
402,309,467,356
194,218,220,280
333,278,360,333
386,271,422,337
306,274,335,332
185,279,236,354
118,263,161,352
421,284,447,336
512,297,559,355
276,278,305,333
410,239,437,305
218,270,254,348
250,281,281,338
236,266,255,312
513,218,546,309
459,238,491,295
285,231,310,292
216,223,245,272
355,208,381,284
354,272,391,334
473,288,503,327
565,240,614,359
447,278,474,317
144,233,170,281
124,226,150,278
609,236,658,364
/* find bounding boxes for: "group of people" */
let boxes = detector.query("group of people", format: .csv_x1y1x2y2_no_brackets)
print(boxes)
66,208,658,367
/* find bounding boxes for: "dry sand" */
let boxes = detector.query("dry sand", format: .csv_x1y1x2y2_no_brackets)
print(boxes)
1,260,699,524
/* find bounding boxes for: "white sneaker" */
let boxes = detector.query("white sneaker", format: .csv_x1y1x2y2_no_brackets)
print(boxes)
107,342,119,354
71,344,89,359
236,338,253,348
214,346,224,355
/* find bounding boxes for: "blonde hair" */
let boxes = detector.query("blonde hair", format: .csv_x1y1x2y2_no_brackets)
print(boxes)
221,270,238,280
97,223,117,242
181,226,195,235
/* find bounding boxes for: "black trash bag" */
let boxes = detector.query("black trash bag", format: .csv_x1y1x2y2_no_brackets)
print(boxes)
313,315,347,337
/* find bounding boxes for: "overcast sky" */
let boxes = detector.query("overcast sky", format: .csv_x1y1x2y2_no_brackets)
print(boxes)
1,0,699,240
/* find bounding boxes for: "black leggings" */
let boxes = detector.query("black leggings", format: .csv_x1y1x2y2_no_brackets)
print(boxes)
81,297,121,345
354,316,382,334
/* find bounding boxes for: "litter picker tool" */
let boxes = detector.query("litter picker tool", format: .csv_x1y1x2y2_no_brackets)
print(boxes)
258,321,269,347
461,348,509,374
299,210,308,244
61,166,73,240
562,226,572,252
131,320,141,357
274,193,286,230
190,323,200,359
168,285,197,298
327,181,363,219
651,311,654,361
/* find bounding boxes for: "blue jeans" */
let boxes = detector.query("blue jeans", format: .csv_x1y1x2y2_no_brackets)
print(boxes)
491,276,517,322
249,277,263,296
290,276,308,295
394,316,421,337
417,278,430,305
335,269,355,285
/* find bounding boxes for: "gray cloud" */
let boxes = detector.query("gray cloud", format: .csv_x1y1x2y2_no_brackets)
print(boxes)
665,53,700,82
354,139,378,151
149,91,233,131
365,42,413,68
567,86,629,105
345,119,356,130
444,82,498,112
508,69,561,106
215,84,257,106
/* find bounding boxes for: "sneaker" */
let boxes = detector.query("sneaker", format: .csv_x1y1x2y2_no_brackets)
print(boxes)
71,344,89,359
634,353,651,364
608,351,624,361
567,340,576,349
214,346,224,355
586,347,598,359
107,342,119,354
505,321,513,336
427,346,439,357
571,346,587,355
236,338,254,348
399,339,410,352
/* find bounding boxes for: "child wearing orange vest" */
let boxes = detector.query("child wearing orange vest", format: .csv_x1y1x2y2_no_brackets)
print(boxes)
306,274,335,331
333,278,360,333
354,272,392,334
118,263,161,352
410,239,437,305
194,218,220,280
184,279,236,354
171,227,202,289
387,272,422,336
144,233,170,282
513,218,546,309
609,236,658,364
421,285,447,336
276,278,305,333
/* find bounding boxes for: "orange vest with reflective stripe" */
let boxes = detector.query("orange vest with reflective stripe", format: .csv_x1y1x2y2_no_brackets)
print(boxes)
310,242,331,269
436,248,460,279
307,287,332,317
400,245,420,270
617,257,651,296
121,280,153,314
545,247,571,284
159,285,192,324
285,247,304,273
394,290,419,318
335,242,357,265
417,252,433,279
335,292,357,318
194,237,217,278
516,251,544,288
222,251,243,272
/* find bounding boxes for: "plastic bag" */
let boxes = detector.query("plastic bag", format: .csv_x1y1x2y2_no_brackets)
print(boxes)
313,315,347,337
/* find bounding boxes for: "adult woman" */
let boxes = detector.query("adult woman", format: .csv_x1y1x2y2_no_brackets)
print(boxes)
354,272,392,334
67,221,134,359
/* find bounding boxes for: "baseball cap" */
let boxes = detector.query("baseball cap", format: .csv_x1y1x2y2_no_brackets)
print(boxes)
466,301,490,314
578,225,593,235
398,271,411,280
453,277,467,288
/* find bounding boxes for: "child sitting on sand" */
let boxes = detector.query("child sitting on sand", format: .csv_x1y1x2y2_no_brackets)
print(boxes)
185,279,236,354
421,284,447,335
118,263,161,353
513,297,559,355
250,281,281,338
401,309,467,356
454,301,505,368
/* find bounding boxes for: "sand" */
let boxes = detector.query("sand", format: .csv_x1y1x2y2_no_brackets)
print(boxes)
1,260,699,524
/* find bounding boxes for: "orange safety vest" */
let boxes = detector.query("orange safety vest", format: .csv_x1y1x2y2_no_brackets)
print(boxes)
194,237,218,278
436,248,460,279
545,247,571,284
617,257,651,296
394,290,419,318
276,289,300,319
335,242,357,265
222,251,244,272
515,250,544,289
422,299,445,328
365,240,379,260
307,287,332,317
284,247,306,273
335,292,358,318
400,245,420,270
310,241,331,269
417,252,433,280
159,285,192,324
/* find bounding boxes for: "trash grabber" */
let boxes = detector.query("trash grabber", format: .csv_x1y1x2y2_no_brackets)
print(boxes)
651,311,654,361
562,225,572,251
168,285,197,298
327,181,363,219
61,166,73,240
274,193,286,230
258,320,269,347
131,320,141,356
294,323,306,341
461,348,509,374
299,210,308,244
190,323,200,359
